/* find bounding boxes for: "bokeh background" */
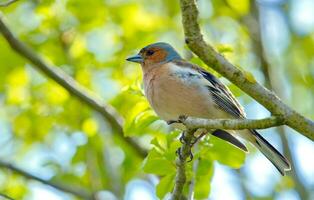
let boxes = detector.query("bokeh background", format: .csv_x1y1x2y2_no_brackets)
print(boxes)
0,0,313,199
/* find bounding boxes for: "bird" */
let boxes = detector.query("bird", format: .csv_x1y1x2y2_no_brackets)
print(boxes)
126,42,291,175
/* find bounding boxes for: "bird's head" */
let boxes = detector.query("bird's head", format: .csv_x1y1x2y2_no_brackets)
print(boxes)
126,42,182,66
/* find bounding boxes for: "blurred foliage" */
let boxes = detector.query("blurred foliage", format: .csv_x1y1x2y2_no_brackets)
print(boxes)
0,0,313,200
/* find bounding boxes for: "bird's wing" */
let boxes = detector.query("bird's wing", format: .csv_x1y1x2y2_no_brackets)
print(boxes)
173,60,246,118
171,60,248,152
199,69,246,118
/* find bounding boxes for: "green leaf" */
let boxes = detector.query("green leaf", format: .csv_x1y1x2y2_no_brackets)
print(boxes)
156,173,175,198
275,176,295,192
124,108,159,136
194,158,214,199
205,136,246,169
216,44,234,54
164,139,181,161
226,0,250,16
166,130,181,146
134,111,159,131
142,148,175,175
150,137,166,152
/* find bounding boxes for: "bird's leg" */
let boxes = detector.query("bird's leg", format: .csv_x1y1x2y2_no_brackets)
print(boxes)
187,151,193,162
178,115,188,122
177,129,195,162
166,115,188,125
182,129,208,162
190,129,208,147
175,148,183,160
176,127,208,162
167,120,177,125
176,146,194,162
179,131,187,144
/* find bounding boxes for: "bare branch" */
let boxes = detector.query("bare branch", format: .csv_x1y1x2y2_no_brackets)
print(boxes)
0,0,18,7
0,160,95,200
179,0,314,140
183,116,285,130
0,15,147,158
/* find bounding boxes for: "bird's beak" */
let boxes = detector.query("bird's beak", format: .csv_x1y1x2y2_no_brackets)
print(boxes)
126,54,143,63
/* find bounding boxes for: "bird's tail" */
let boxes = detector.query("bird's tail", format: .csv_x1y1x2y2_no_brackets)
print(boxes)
250,130,291,175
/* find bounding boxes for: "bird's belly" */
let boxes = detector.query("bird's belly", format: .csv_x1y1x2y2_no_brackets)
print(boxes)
145,76,221,121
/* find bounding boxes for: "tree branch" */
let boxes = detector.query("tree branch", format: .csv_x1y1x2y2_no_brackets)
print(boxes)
0,160,95,200
183,116,285,130
179,0,314,141
0,0,18,7
244,2,310,199
171,129,195,200
0,15,147,158
170,116,284,199
0,193,15,200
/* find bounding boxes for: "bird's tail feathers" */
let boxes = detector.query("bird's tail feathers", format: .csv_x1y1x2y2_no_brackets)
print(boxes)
250,130,291,176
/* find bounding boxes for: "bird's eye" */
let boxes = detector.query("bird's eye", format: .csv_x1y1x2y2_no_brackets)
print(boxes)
146,50,154,56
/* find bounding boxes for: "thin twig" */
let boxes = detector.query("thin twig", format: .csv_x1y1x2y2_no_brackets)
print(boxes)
179,0,314,140
0,160,95,200
0,0,18,7
0,15,147,158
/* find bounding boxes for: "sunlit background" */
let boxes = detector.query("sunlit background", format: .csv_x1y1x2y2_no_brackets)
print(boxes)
0,0,313,199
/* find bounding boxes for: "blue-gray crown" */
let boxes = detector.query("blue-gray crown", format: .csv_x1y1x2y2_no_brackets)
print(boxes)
143,42,182,62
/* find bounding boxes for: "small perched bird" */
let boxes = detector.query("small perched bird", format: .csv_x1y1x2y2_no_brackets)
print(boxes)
126,42,291,175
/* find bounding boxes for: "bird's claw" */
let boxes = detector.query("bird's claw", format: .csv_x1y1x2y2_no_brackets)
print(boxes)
178,115,187,122
179,131,196,145
176,147,194,162
190,136,198,146
179,132,187,144
166,115,188,125
167,120,178,125
187,151,194,162
191,130,208,146
181,130,207,148
175,148,183,160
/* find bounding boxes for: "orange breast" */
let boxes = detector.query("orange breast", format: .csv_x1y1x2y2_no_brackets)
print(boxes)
143,63,217,121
